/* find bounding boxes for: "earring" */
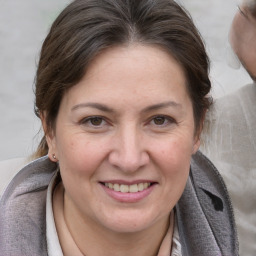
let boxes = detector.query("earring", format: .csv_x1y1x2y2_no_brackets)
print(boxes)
52,153,58,161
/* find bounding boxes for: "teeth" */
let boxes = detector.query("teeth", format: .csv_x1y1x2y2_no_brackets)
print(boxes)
104,182,151,193
120,184,129,193
113,184,120,192
138,183,144,191
143,183,148,189
129,184,138,193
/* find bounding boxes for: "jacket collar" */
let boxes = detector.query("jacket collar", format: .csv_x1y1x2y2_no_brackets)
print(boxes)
176,151,239,256
0,156,57,256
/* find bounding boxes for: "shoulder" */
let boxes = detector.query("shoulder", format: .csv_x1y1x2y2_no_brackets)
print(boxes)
214,83,255,108
0,156,57,205
201,83,256,166
190,151,237,231
190,151,232,202
0,157,57,256
200,84,256,256
176,151,239,255
204,83,256,127
0,158,28,197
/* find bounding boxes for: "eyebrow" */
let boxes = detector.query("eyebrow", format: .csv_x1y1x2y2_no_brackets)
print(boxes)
142,101,182,112
71,100,182,113
237,6,248,19
71,102,114,112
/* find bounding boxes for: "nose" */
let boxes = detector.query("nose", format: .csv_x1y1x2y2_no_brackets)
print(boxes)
108,125,149,172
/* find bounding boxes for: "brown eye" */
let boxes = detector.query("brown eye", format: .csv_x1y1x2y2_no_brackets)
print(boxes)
149,115,176,128
153,116,166,125
90,117,103,126
80,116,109,132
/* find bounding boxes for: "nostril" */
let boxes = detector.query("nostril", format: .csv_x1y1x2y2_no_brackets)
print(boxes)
108,150,149,172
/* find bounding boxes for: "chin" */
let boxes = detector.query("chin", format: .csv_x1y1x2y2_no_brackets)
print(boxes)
97,209,163,234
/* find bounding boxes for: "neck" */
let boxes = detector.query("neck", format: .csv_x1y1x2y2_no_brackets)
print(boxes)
53,182,174,256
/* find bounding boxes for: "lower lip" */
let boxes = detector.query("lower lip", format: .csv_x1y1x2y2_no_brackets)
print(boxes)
100,184,156,203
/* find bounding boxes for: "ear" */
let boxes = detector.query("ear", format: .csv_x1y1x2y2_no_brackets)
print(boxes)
192,117,205,154
192,135,201,154
40,112,58,162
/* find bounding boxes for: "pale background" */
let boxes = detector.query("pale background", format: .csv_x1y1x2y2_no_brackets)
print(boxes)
0,0,252,160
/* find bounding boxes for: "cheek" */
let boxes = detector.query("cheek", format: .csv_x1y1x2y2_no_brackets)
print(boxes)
154,136,193,181
156,134,194,162
152,139,192,214
56,135,107,178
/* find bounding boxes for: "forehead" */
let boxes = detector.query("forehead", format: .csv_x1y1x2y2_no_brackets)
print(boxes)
87,44,185,78
61,44,191,109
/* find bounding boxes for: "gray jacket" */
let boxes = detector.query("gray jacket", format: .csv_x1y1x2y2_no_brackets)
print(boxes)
0,151,239,256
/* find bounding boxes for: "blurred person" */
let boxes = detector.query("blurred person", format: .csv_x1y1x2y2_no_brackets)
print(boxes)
0,0,238,255
201,0,256,255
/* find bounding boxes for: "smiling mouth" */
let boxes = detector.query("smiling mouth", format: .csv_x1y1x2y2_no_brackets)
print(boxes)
103,182,152,193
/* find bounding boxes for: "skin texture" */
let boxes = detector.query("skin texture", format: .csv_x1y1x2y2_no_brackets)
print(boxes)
229,5,256,81
45,44,201,255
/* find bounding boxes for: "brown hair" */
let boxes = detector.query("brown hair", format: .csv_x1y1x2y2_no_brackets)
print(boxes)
34,0,212,158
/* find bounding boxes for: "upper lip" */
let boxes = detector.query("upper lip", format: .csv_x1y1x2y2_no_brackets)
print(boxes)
100,180,156,185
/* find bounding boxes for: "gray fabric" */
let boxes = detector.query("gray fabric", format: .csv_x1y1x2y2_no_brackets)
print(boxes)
0,157,56,256
201,83,256,255
0,158,27,197
176,151,238,256
0,153,238,256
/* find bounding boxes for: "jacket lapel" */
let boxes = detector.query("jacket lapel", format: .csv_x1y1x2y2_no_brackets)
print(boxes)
0,157,57,256
176,151,239,256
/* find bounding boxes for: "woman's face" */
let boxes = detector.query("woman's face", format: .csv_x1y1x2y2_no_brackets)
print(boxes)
46,45,200,234
229,6,256,81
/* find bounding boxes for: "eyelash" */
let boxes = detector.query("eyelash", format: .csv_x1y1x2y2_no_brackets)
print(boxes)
148,115,176,127
79,116,108,128
79,115,176,130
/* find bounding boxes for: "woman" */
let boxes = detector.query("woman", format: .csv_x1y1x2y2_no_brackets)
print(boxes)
0,0,238,255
